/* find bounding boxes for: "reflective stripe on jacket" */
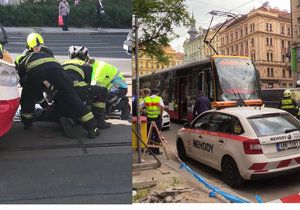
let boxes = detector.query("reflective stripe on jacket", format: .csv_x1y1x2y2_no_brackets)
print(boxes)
144,96,161,118
281,98,296,110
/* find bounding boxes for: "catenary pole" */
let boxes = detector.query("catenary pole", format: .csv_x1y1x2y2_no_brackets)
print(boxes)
134,15,142,164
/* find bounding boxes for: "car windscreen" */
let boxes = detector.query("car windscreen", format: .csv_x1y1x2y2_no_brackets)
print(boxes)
248,113,300,137
214,57,261,101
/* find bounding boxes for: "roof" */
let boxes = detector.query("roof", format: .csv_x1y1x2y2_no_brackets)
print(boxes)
216,106,286,118
257,6,290,19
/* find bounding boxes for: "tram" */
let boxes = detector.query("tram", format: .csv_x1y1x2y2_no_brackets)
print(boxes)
135,55,262,121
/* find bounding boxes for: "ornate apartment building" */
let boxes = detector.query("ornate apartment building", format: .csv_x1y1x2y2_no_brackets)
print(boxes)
219,3,293,89
133,46,184,76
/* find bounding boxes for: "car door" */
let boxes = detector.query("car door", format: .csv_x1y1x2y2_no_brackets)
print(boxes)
188,112,214,166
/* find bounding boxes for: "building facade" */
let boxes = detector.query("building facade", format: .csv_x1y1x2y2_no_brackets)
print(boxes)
219,3,293,89
133,46,184,76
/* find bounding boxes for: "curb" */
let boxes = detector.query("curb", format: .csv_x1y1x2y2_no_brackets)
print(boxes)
4,28,130,35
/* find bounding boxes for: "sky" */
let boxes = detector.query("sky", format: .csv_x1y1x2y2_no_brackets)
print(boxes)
170,0,291,52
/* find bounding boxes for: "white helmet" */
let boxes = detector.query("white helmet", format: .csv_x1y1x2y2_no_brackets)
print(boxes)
68,45,89,61
284,89,292,97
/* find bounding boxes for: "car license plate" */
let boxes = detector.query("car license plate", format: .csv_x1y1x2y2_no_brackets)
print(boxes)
276,140,300,151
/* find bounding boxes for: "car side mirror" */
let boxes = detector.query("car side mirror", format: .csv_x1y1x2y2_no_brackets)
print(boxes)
183,122,190,128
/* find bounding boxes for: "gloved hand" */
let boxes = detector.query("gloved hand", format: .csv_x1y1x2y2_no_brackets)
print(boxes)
21,116,33,130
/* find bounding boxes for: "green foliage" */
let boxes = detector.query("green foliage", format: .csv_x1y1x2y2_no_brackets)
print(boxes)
133,0,190,64
0,0,132,28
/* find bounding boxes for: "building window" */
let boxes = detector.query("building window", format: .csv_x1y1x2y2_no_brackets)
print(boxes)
251,52,256,61
267,68,274,77
289,70,292,78
266,37,272,46
267,53,270,61
268,83,274,88
251,38,254,46
282,69,286,77
240,29,243,37
288,27,291,35
226,35,229,43
281,25,285,35
245,26,248,35
281,40,285,48
250,23,255,32
270,53,273,61
231,33,233,41
298,17,300,36
235,31,238,39
282,54,285,62
236,45,238,53
241,43,244,54
266,23,269,31
270,24,272,32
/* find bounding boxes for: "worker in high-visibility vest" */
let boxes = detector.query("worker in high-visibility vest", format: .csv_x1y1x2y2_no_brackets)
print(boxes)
62,46,111,129
280,89,299,117
15,33,100,139
90,59,130,120
140,88,164,154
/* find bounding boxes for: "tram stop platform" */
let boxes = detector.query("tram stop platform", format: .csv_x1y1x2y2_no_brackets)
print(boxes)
0,119,132,204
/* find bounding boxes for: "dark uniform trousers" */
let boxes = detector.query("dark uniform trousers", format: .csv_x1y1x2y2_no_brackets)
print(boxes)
62,62,108,126
107,88,129,120
75,85,108,123
18,52,97,131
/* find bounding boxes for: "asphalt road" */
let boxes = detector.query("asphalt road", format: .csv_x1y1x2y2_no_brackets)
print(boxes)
0,120,132,204
162,122,300,203
5,33,131,59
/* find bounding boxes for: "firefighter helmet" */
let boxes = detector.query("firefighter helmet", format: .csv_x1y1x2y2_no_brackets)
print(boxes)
26,33,44,50
68,45,89,61
284,89,292,98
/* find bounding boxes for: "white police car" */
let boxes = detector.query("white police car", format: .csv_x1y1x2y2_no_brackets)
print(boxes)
162,110,170,130
176,107,300,188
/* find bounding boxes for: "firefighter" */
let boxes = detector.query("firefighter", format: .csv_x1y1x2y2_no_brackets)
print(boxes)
280,89,299,117
89,59,130,120
62,45,111,129
140,88,164,154
15,33,100,139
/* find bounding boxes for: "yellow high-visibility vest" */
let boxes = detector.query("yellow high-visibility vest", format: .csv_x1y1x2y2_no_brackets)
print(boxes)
144,96,161,118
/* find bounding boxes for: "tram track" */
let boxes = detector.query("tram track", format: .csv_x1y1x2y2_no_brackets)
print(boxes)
0,141,131,152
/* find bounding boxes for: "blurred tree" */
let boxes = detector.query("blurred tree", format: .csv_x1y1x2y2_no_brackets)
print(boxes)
133,0,190,64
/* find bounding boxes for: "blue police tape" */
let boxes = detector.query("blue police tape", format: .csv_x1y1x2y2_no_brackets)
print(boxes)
179,162,251,203
256,195,264,203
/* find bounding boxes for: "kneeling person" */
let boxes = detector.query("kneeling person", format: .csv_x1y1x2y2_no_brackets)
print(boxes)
62,46,111,129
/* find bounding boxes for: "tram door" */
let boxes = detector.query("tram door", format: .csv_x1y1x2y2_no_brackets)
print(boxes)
198,69,213,99
178,77,188,120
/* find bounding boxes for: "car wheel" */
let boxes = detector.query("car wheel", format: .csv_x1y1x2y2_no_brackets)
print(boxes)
221,156,244,188
177,138,187,161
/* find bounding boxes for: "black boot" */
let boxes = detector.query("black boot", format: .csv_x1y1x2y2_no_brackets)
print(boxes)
93,107,111,129
59,117,77,138
88,127,101,139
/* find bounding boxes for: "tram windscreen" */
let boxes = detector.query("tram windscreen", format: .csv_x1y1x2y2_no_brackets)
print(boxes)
214,57,261,101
